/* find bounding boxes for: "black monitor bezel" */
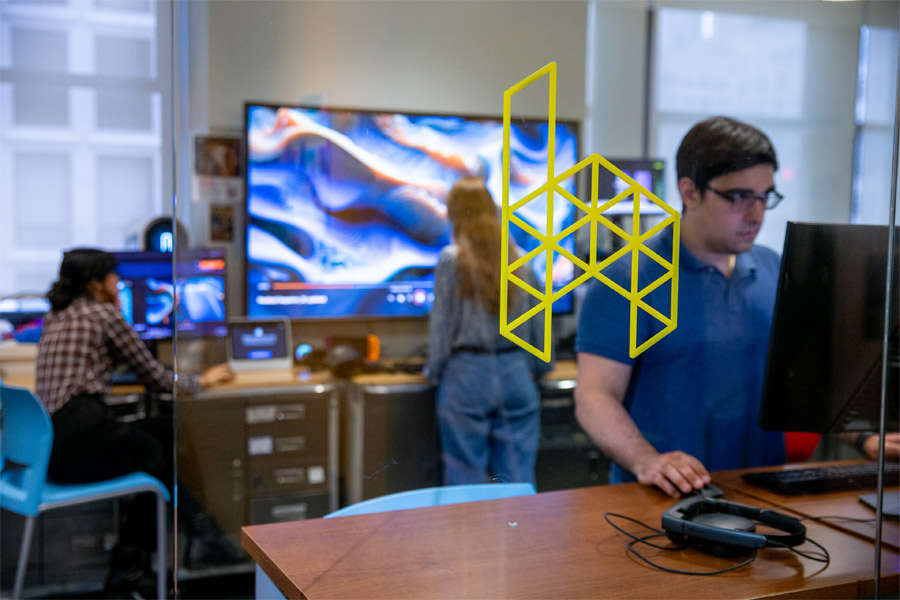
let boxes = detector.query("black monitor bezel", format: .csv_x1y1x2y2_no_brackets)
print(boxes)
759,222,899,434
111,247,229,341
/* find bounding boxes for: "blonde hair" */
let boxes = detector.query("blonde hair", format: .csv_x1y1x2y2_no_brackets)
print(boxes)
446,177,517,314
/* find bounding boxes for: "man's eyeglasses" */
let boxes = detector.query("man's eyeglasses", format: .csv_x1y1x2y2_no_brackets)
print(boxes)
706,187,784,211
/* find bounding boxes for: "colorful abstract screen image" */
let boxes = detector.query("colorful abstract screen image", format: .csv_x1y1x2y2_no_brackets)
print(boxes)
244,103,580,320
112,249,228,340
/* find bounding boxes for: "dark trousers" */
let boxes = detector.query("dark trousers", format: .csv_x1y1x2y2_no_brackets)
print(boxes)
48,394,201,548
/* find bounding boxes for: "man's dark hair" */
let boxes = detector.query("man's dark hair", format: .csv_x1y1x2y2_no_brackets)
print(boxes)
676,116,778,191
47,248,118,311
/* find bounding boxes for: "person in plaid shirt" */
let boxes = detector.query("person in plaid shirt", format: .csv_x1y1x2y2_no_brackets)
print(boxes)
35,248,240,592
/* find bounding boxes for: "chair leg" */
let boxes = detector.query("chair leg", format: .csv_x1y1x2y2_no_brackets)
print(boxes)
155,491,166,600
13,515,36,600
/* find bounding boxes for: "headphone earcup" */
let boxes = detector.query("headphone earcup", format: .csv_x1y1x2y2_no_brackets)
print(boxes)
686,513,758,557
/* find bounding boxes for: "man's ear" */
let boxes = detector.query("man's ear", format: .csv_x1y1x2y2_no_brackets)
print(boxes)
678,177,701,211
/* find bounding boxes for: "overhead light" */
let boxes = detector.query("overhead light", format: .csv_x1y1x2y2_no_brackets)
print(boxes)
700,11,714,40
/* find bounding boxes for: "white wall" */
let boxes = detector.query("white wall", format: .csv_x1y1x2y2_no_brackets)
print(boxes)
205,0,588,128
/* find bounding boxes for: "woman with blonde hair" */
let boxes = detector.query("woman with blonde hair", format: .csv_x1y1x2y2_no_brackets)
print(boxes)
426,177,552,485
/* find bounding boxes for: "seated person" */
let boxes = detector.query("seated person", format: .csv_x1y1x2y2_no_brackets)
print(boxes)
35,248,241,592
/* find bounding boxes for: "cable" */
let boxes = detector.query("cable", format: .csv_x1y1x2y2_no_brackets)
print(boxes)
604,512,831,575
605,513,757,576
767,537,830,564
801,515,878,524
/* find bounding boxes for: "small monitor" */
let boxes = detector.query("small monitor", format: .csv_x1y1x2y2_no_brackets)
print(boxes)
112,248,228,341
759,222,899,434
227,318,293,371
0,297,50,343
593,158,666,215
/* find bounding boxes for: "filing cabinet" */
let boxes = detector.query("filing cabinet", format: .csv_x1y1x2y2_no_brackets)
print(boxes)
178,373,339,538
343,375,441,504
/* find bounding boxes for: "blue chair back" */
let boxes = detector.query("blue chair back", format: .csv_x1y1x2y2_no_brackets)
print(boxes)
0,384,54,516
326,482,536,518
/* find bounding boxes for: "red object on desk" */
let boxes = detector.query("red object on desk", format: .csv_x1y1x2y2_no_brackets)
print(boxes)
785,431,821,462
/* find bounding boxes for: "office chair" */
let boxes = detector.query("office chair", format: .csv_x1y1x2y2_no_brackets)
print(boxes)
255,482,538,599
0,383,169,600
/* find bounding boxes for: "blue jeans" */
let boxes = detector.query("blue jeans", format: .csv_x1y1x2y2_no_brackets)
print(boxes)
436,351,541,485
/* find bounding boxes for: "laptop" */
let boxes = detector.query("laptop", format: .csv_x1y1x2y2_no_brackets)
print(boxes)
227,318,293,371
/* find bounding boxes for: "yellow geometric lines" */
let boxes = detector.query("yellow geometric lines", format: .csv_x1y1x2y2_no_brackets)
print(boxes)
500,62,680,361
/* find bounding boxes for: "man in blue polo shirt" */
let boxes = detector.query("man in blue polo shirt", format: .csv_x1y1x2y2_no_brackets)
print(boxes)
574,116,786,498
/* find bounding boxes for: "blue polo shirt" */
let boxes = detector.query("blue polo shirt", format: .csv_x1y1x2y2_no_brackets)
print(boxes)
575,227,785,483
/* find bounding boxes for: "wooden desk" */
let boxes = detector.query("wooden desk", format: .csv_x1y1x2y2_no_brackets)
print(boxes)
242,475,900,599
1,371,147,395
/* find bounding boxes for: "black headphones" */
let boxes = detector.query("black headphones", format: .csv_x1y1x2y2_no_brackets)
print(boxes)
662,496,806,558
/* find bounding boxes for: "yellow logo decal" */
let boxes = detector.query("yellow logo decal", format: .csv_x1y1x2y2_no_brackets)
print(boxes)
500,62,680,361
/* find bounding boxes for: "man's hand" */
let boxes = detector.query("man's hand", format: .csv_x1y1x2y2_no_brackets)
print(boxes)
575,353,713,498
633,450,711,498
861,432,900,460
200,363,235,388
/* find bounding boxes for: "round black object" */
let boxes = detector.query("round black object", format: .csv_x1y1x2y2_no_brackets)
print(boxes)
325,344,362,378
690,513,757,558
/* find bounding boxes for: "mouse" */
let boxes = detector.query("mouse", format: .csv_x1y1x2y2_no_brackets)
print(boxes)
689,483,724,498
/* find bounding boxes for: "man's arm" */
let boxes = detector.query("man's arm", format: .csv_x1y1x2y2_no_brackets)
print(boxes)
574,352,711,497
837,431,900,460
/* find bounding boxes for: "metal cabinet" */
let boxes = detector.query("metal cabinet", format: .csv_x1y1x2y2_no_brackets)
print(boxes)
536,367,609,491
343,376,440,505
0,502,116,597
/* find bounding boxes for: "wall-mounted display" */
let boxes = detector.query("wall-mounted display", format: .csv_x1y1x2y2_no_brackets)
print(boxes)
243,103,580,320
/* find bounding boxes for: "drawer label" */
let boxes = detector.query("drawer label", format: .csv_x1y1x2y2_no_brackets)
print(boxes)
308,465,326,485
246,406,278,424
247,435,274,456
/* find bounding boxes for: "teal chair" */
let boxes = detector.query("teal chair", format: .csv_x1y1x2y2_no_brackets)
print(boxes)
255,482,537,599
0,383,170,600
325,482,537,518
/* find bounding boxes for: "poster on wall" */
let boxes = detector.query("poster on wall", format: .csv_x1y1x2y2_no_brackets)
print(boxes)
192,135,243,205
209,204,235,242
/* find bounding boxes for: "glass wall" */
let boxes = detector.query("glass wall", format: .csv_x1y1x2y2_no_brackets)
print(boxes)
0,0,895,597
170,0,898,589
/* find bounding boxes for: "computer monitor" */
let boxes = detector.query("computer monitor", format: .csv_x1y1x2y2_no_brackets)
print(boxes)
112,248,228,341
759,222,899,434
0,297,50,343
227,318,293,371
592,158,666,215
243,102,580,320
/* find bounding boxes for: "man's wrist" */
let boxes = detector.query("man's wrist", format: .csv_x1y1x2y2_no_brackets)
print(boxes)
854,431,876,455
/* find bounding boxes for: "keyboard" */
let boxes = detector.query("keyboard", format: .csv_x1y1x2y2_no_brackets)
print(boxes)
742,461,900,494
108,371,140,386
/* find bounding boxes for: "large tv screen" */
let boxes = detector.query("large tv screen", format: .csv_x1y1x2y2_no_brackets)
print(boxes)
244,103,579,320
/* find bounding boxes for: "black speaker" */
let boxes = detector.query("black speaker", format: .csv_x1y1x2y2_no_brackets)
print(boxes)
143,216,189,252
661,496,806,558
